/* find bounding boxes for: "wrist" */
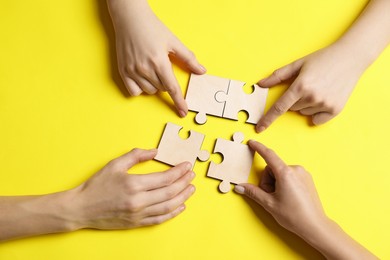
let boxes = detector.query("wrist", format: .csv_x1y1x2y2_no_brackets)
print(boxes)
53,186,87,232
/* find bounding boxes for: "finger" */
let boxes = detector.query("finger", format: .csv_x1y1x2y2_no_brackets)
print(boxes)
138,170,195,206
139,204,186,226
133,161,192,191
121,76,143,96
136,66,165,91
248,140,287,177
256,88,300,132
109,148,157,171
299,107,323,116
133,76,158,95
142,184,195,217
157,59,188,117
289,98,312,111
234,183,272,211
258,59,303,88
312,112,335,125
171,38,206,74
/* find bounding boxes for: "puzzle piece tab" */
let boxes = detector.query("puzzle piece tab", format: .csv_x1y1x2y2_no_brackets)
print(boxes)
155,122,210,168
207,132,254,193
185,74,230,124
215,83,268,124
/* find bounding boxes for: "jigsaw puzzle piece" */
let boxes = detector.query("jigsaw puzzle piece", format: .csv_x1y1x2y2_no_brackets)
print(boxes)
207,132,254,193
155,122,210,169
185,74,230,124
215,82,268,124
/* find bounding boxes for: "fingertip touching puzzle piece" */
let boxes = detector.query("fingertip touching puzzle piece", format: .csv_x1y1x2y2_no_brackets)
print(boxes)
155,122,210,169
186,73,268,125
207,132,254,193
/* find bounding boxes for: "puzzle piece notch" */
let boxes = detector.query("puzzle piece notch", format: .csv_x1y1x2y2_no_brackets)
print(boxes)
215,83,268,124
207,132,254,193
185,74,230,124
155,122,210,169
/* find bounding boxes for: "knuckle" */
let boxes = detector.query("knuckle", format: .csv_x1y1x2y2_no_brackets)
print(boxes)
130,148,142,156
124,65,136,76
151,216,165,225
263,198,274,210
245,186,257,200
291,165,305,172
125,178,139,193
124,198,142,213
164,187,178,199
166,85,177,95
161,173,175,186
272,102,287,115
272,69,284,81
282,167,294,176
106,158,120,169
162,203,175,214
135,63,150,75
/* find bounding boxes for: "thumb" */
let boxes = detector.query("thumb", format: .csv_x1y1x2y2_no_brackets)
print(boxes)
109,148,157,171
258,59,303,88
235,183,272,210
171,38,206,74
312,112,335,125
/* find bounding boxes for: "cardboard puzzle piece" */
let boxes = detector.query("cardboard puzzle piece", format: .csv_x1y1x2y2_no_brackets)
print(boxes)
185,74,230,124
207,132,254,193
155,122,210,168
186,73,268,125
215,82,268,124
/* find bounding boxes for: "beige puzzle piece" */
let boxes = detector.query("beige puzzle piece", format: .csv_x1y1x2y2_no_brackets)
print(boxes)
207,132,254,193
215,83,268,124
185,74,230,124
155,122,210,168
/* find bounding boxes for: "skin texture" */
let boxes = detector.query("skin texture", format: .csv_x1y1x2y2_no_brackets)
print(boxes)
107,0,206,117
256,0,390,132
235,141,378,259
0,148,195,242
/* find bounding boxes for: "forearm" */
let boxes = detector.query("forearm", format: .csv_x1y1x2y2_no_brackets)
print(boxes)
0,189,81,242
300,217,377,259
335,0,390,69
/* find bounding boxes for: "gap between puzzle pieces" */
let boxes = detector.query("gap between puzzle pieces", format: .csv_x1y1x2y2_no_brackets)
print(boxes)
155,123,254,193
185,73,268,125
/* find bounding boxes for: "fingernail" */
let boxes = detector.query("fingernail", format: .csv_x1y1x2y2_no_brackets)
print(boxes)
149,148,158,153
185,162,192,171
234,185,245,194
256,126,266,133
179,205,186,212
190,185,196,194
258,79,266,86
189,171,195,179
179,110,187,118
199,64,207,73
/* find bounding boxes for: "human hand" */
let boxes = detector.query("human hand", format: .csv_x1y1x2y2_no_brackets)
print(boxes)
107,0,206,117
71,148,195,230
234,140,326,236
256,42,368,132
235,141,377,259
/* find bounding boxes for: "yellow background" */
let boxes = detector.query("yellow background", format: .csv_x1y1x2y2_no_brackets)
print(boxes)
0,0,389,259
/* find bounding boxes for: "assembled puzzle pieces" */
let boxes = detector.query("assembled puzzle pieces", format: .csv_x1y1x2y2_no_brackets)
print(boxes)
185,73,268,125
207,132,254,193
155,122,210,169
185,74,230,124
